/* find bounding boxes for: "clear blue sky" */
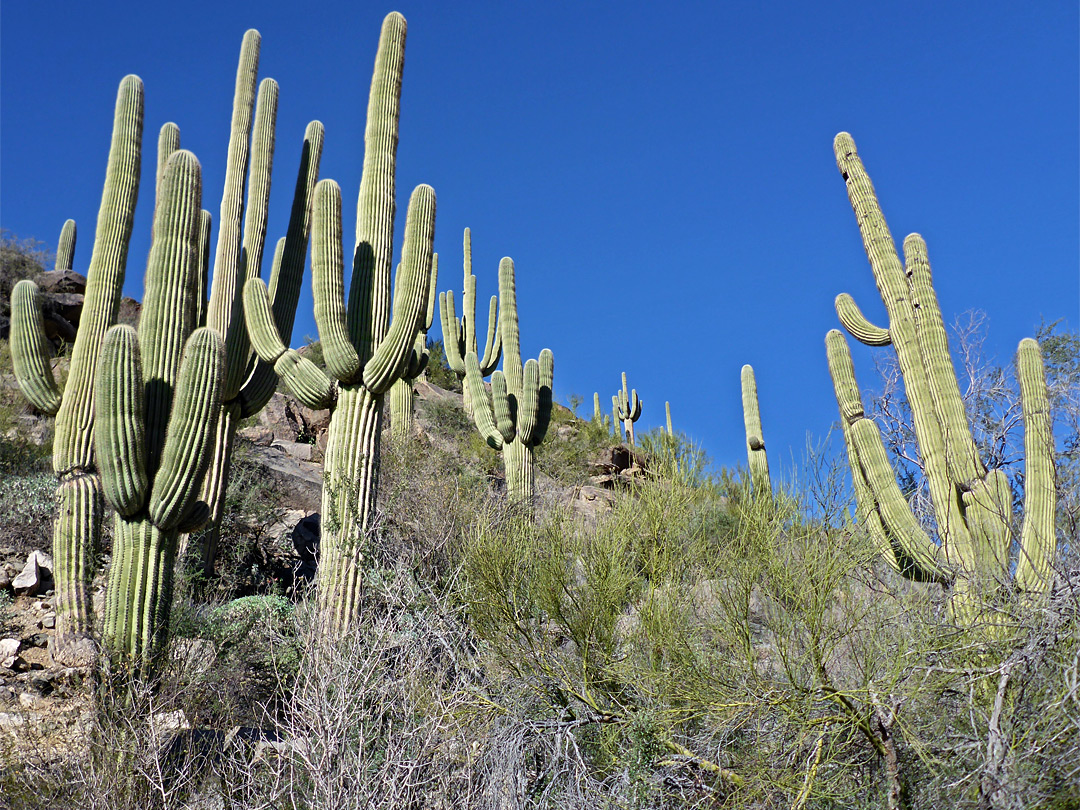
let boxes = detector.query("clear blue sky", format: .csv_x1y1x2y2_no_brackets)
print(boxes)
2,1,1077,477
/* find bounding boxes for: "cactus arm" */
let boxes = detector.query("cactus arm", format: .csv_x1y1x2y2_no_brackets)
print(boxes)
10,281,63,414
206,29,260,364
498,258,523,396
138,150,203,478
531,348,554,446
196,209,212,327
424,251,439,332
362,184,436,395
464,351,502,448
156,123,181,200
94,325,148,516
826,329,950,582
53,75,144,473
148,328,225,531
666,401,673,436
835,293,891,346
311,179,362,381
440,290,466,373
463,228,476,350
517,359,541,445
243,277,334,409
741,364,771,492
1015,338,1056,591
348,11,406,361
56,219,77,271
491,371,516,444
612,395,623,441
479,294,502,374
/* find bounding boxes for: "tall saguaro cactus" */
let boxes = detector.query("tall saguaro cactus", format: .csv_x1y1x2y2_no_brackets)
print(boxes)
390,253,439,439
463,257,554,504
9,76,144,665
439,227,502,417
194,30,324,578
244,12,436,635
96,150,225,670
740,365,770,494
616,372,642,446
826,132,1056,623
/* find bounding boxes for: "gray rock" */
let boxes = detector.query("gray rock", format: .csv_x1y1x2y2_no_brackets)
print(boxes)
12,550,53,596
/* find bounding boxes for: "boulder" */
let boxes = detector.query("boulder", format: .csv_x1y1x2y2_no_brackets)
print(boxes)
11,550,53,596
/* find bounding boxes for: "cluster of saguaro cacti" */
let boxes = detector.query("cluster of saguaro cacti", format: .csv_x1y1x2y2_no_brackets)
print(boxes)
440,227,502,419
740,365,771,494
390,253,439,440
9,76,145,666
826,132,1056,624
245,12,436,634
195,30,325,579
463,257,554,504
616,372,642,445
96,150,225,670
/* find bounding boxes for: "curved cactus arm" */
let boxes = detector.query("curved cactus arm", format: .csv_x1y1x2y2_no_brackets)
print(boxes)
464,351,502,448
239,121,325,415
1016,338,1056,591
56,219,77,271
149,328,225,531
423,252,439,333
835,293,891,346
363,184,436,395
826,330,950,582
243,277,334,409
95,325,148,517
311,178,362,382
741,364,771,492
491,371,516,444
10,281,63,414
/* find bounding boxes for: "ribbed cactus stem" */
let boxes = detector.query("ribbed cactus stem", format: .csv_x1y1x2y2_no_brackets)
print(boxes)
740,365,770,494
594,392,602,422
665,401,673,436
56,220,77,271
391,252,438,440
1016,338,1056,591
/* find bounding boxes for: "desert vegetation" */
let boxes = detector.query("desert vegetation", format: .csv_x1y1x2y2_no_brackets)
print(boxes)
0,10,1077,810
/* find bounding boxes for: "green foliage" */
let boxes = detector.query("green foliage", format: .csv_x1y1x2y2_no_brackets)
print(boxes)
0,231,51,322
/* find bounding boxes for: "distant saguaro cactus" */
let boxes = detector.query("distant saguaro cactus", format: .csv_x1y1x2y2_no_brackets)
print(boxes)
439,227,502,418
826,132,1056,625
740,365,770,494
9,76,144,666
463,257,554,504
616,372,642,445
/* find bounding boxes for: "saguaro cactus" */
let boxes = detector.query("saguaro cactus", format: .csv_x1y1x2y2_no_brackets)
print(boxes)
827,132,1056,623
55,220,77,272
740,365,770,494
244,12,435,635
616,372,642,446
196,30,324,578
463,257,554,504
612,394,623,441
390,253,439,440
9,76,144,665
97,150,225,670
439,227,502,417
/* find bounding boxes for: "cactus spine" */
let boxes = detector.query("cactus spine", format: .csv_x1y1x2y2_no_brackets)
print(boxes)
97,151,225,670
439,227,502,418
616,372,642,445
463,257,554,504
244,12,435,635
740,365,770,494
9,76,144,665
390,253,439,439
827,132,1056,623
196,30,324,578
